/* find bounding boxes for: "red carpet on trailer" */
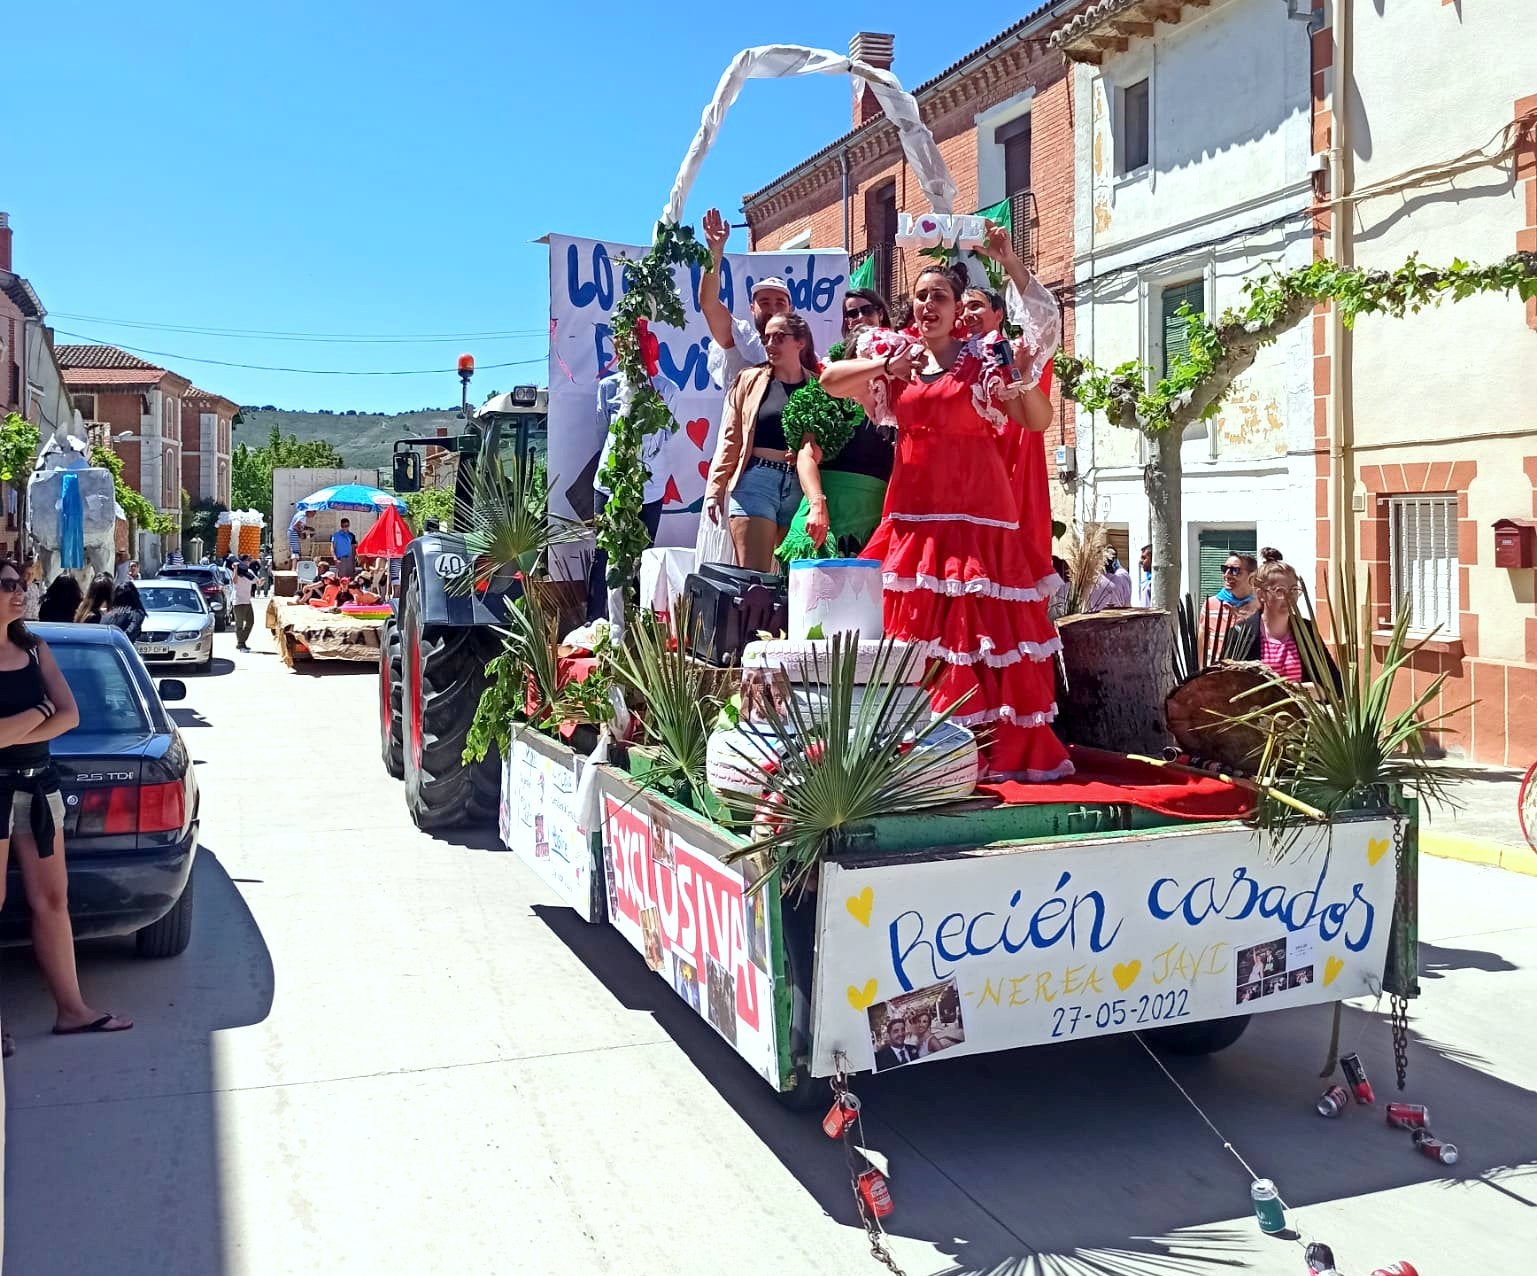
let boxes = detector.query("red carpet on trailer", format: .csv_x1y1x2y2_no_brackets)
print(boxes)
979,746,1255,822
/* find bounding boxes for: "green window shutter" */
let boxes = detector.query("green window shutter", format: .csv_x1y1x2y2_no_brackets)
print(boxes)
1197,528,1258,600
1162,280,1206,378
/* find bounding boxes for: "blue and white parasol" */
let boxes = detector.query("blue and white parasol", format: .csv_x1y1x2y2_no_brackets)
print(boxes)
293,483,409,515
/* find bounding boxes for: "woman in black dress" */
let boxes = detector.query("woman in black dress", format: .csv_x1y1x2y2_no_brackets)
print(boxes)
0,560,131,1043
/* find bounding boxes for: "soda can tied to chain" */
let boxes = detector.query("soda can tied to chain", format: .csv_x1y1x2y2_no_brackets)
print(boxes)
1385,1102,1429,1130
822,1093,861,1140
1305,1240,1339,1274
1315,1085,1351,1118
1412,1128,1459,1165
1249,1179,1286,1234
1369,1264,1421,1276
1339,1051,1376,1105
856,1167,895,1219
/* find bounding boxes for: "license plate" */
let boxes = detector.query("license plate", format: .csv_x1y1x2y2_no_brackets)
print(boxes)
137,645,171,656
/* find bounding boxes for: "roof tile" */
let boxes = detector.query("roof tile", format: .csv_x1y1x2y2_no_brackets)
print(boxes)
53,344,165,371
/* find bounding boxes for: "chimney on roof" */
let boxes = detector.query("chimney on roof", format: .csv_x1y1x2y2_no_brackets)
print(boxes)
849,33,895,129
0,213,11,273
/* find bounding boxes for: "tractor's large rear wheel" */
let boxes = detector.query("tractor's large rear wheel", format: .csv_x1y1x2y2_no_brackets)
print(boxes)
401,581,501,830
379,615,404,779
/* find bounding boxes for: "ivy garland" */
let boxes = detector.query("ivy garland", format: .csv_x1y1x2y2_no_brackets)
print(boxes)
595,222,711,611
1055,251,1537,435
783,378,862,463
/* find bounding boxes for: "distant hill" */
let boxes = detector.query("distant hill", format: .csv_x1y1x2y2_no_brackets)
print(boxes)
236,407,468,473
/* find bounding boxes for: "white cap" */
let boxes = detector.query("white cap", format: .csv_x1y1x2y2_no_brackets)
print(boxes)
751,277,790,299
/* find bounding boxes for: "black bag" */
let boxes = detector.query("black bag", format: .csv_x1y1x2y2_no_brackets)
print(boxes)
682,564,788,666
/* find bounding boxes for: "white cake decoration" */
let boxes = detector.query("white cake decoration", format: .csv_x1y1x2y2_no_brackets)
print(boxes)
787,558,884,640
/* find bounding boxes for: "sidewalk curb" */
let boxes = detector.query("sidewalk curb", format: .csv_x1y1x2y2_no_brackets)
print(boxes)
1420,831,1537,877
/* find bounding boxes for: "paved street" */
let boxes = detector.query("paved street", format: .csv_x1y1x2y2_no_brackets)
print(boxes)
3,626,1535,1276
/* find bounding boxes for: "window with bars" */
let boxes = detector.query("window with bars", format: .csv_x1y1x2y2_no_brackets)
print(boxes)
1388,495,1458,637
1160,279,1206,378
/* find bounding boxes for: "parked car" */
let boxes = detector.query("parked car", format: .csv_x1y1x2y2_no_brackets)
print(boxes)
156,564,232,630
0,625,200,958
132,580,215,671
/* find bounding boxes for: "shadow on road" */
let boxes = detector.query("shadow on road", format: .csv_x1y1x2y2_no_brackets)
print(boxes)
1419,939,1519,979
170,706,214,729
536,904,1537,1274
2,847,274,1276
184,657,237,678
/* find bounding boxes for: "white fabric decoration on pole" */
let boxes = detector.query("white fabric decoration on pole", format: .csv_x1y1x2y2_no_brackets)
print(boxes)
664,45,958,225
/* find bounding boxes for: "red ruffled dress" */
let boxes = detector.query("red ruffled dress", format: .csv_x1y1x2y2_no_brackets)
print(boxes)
861,342,1073,782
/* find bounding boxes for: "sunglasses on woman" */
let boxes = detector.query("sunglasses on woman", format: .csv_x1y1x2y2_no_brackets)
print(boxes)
843,302,879,321
0,578,24,593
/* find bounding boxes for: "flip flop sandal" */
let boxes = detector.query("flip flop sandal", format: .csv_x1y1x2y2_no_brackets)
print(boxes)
52,1014,132,1035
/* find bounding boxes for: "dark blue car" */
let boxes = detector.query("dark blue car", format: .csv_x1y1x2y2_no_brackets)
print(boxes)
0,624,200,958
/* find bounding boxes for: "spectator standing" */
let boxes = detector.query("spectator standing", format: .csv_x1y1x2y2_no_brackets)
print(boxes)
0,559,132,1041
1086,554,1133,612
232,556,257,651
1135,544,1154,608
76,574,115,623
23,558,43,621
38,576,83,624
331,518,358,579
102,582,147,642
1201,551,1259,657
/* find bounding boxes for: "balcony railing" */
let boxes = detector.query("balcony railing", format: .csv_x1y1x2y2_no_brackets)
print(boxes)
850,242,896,303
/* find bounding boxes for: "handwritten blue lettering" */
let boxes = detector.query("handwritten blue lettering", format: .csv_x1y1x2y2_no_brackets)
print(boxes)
888,874,1123,992
657,338,712,392
1147,858,1375,952
567,242,615,311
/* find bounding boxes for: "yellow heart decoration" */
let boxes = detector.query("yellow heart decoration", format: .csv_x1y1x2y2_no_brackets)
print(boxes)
1112,960,1142,991
1323,955,1344,987
847,979,878,1011
845,887,875,927
1367,837,1390,866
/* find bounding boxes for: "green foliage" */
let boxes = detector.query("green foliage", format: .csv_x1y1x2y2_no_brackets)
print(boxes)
721,636,971,897
231,426,346,519
91,445,175,535
402,485,453,533
1056,251,1537,435
782,377,861,462
1222,575,1459,857
183,496,227,551
0,412,39,484
597,221,712,611
452,452,586,595
607,606,722,810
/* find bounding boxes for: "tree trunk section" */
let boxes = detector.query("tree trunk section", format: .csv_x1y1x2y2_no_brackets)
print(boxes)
1056,609,1174,755
1146,427,1182,615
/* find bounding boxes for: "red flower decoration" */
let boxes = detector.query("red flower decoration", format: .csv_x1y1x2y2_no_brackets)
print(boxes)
634,318,661,378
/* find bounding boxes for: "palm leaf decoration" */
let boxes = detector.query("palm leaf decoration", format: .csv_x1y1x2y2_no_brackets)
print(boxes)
607,605,723,811
450,451,587,595
1219,572,1460,857
722,634,974,897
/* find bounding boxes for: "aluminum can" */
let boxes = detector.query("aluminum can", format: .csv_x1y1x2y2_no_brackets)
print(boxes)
1305,1240,1338,1274
1249,1179,1286,1234
821,1094,860,1140
1340,1051,1376,1104
1315,1085,1350,1118
1412,1129,1459,1165
856,1167,894,1218
1385,1102,1429,1129
1369,1265,1420,1276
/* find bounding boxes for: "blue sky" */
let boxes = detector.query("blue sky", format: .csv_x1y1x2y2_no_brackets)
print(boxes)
7,2,1015,414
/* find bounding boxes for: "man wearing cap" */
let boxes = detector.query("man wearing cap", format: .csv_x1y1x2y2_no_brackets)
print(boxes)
699,208,793,391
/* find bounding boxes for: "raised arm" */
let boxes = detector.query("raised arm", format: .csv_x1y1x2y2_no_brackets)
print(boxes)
697,209,735,351
819,345,915,401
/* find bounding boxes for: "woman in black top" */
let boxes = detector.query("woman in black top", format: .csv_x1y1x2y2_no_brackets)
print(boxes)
102,581,148,642
38,574,84,623
76,572,114,623
0,560,132,1040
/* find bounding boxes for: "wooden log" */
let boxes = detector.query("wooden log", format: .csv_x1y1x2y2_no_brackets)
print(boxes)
1055,608,1175,755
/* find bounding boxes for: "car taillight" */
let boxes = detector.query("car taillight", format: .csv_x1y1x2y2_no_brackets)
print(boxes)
74,782,185,835
138,781,186,834
201,584,222,596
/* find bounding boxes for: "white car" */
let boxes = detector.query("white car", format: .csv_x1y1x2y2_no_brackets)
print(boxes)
133,580,216,670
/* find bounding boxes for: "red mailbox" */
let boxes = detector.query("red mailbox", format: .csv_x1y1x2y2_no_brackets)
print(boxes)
1493,518,1536,569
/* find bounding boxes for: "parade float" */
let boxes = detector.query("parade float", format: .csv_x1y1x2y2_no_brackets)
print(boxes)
381,42,1442,1264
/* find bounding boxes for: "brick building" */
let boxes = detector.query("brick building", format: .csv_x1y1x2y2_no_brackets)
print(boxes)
182,387,236,508
741,15,1085,533
56,344,191,571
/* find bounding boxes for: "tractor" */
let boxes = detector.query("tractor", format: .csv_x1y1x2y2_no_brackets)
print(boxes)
379,355,548,829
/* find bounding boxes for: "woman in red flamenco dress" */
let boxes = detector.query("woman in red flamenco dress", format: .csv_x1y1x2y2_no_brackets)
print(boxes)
821,259,1072,782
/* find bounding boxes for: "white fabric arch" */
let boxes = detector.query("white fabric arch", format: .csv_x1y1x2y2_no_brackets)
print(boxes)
663,44,959,226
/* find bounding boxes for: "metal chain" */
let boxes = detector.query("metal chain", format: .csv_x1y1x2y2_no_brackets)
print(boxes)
831,1055,908,1276
1391,813,1410,1090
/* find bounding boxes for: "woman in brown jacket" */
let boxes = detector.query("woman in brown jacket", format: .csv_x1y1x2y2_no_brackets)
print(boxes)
702,313,818,571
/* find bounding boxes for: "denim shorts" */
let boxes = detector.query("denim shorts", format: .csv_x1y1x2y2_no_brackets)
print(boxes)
729,458,802,526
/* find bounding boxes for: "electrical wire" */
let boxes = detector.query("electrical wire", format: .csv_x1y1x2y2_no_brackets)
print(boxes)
49,329,547,377
47,312,546,344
